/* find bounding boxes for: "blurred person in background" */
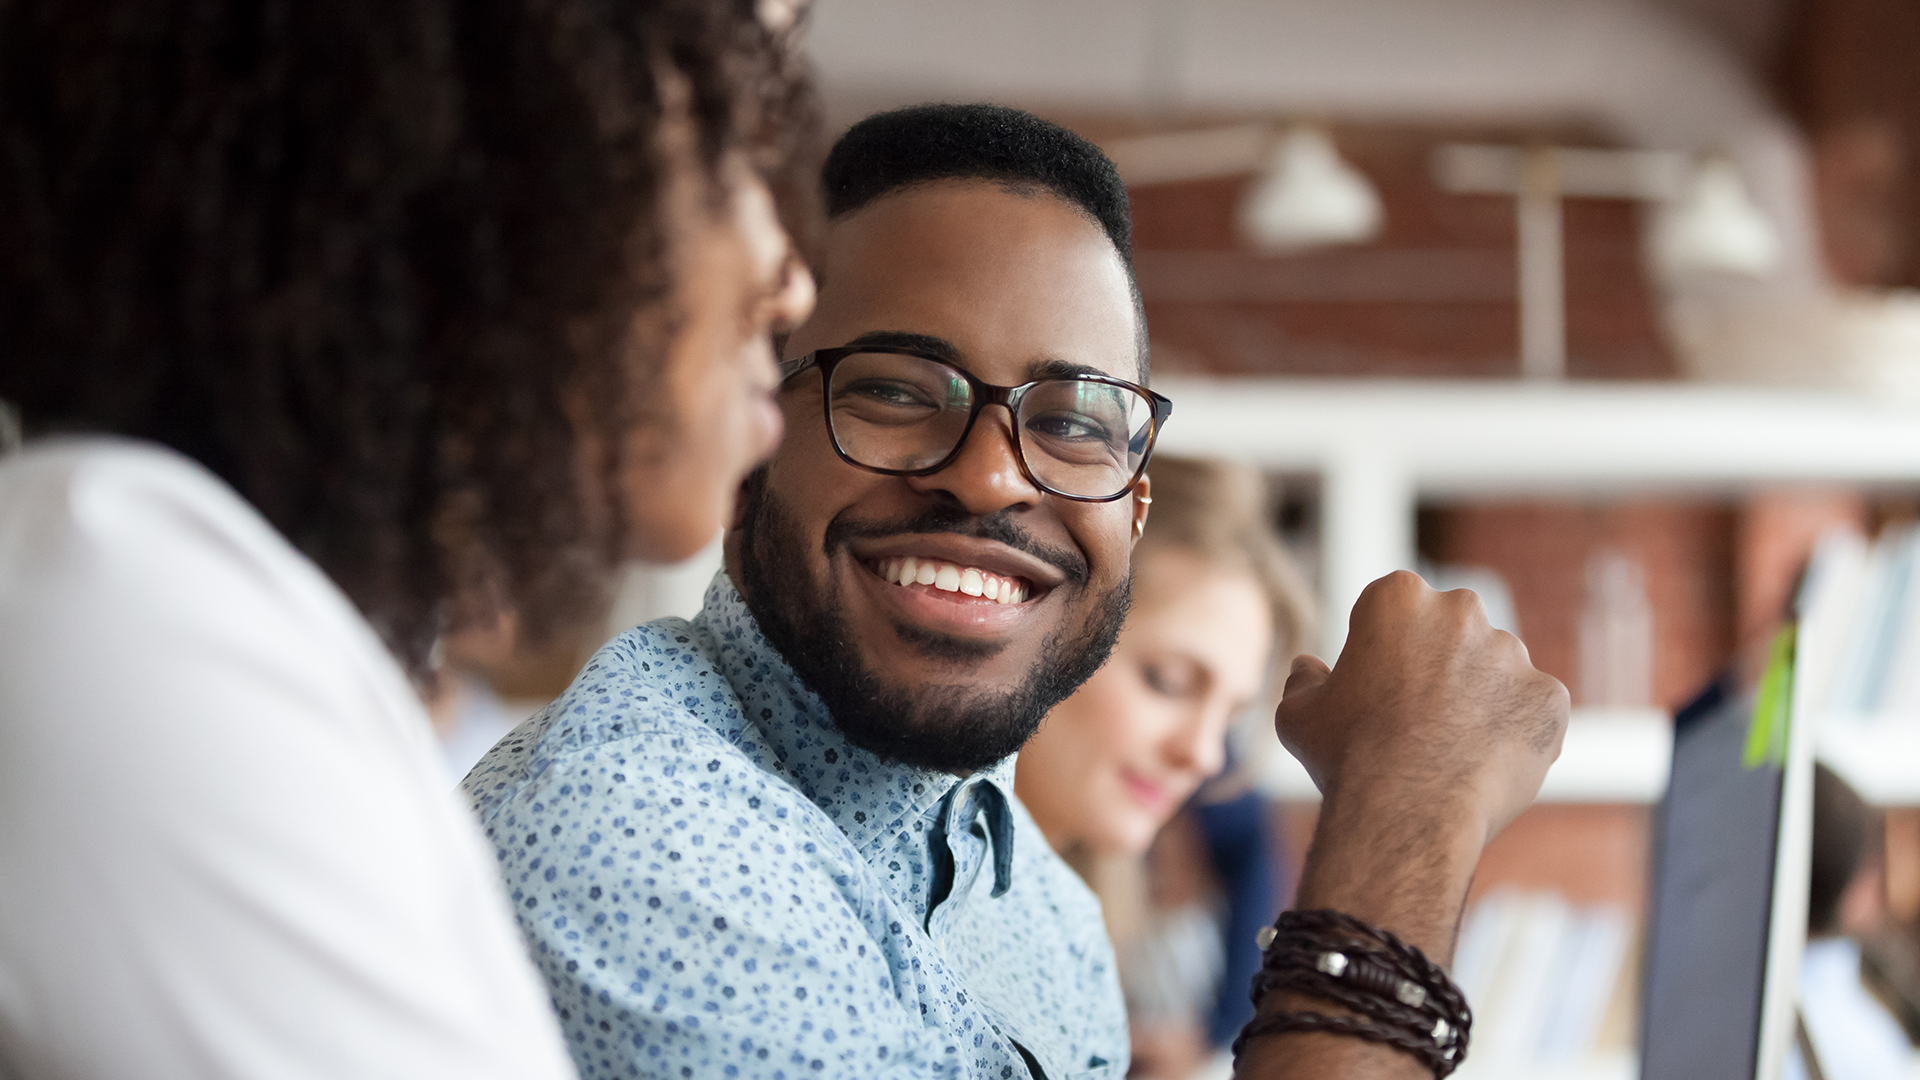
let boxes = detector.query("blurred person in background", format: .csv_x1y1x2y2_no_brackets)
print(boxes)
1789,765,1911,1080
1015,455,1314,1080
0,1,814,1077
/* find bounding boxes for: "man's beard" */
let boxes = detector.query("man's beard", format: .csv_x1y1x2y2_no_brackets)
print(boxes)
731,468,1130,773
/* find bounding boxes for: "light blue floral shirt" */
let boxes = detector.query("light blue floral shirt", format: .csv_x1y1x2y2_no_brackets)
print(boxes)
464,575,1127,1080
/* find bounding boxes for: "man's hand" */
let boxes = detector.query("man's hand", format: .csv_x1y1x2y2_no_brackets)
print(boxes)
1235,571,1569,1080
1278,570,1569,850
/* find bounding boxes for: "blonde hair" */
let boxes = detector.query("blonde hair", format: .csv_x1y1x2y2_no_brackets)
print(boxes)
1068,458,1316,937
1136,455,1316,661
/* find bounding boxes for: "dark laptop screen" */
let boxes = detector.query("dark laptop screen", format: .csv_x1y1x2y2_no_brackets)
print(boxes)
1639,678,1783,1080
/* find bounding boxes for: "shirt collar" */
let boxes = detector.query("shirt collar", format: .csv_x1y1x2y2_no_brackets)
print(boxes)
694,572,1018,893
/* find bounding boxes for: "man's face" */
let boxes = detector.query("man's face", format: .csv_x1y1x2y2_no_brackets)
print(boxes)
727,179,1149,772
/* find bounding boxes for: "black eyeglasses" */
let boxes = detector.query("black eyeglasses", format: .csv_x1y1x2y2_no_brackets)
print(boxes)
778,345,1173,503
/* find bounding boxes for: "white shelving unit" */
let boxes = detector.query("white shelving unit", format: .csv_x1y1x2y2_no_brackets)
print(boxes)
1156,377,1920,650
1156,377,1920,805
1259,707,1920,805
1257,707,1673,803
1816,721,1920,806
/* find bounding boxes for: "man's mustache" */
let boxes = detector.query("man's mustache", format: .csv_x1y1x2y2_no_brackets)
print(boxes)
821,503,1089,587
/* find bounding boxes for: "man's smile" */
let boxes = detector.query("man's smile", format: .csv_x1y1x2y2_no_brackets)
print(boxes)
870,556,1032,604
841,531,1071,640
848,531,1067,597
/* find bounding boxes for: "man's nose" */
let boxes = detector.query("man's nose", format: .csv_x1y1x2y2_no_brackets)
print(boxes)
904,407,1043,515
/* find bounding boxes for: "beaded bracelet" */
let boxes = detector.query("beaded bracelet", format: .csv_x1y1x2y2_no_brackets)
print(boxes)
1232,909,1472,1079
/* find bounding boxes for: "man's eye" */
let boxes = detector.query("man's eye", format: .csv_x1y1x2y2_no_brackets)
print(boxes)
1025,410,1117,444
838,379,939,410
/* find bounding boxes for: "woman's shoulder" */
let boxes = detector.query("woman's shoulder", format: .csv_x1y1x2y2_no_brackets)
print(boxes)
1,436,304,579
0,438,578,1080
0,436,418,723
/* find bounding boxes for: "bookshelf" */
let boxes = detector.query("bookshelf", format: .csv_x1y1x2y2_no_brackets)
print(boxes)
1166,377,1920,1079
1157,376,1920,806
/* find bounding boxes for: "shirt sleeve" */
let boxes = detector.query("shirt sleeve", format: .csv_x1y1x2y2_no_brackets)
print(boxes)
471,731,970,1080
0,443,578,1080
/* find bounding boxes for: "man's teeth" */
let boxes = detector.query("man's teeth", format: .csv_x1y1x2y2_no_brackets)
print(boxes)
879,556,1030,603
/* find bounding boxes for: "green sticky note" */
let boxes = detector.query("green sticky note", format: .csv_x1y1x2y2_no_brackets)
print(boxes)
1744,623,1796,770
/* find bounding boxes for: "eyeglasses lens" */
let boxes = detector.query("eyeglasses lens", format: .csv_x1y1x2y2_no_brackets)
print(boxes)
1015,378,1154,500
826,351,1154,500
826,351,975,473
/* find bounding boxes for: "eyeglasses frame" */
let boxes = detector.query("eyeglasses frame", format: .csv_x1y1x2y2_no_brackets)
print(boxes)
778,345,1174,503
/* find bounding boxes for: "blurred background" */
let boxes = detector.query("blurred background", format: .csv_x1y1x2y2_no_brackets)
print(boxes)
440,2,1920,1077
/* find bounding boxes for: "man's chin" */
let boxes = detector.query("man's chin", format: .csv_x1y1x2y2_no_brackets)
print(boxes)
827,678,1048,774
732,474,1131,773
772,596,1129,773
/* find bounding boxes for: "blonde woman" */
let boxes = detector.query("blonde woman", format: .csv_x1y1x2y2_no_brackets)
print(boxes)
1015,455,1315,1079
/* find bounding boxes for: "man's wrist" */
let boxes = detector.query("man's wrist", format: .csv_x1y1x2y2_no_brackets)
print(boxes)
1290,794,1486,965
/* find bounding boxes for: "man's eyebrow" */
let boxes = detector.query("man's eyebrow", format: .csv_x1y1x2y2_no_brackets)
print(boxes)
841,330,963,364
1029,358,1114,381
839,333,1127,383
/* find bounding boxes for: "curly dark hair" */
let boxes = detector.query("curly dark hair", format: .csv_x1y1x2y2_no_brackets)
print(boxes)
0,0,818,677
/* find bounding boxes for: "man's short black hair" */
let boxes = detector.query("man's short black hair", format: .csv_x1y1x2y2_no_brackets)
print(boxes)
821,103,1148,374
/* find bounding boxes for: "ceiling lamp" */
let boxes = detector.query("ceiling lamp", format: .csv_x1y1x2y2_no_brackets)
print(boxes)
1237,127,1383,253
1653,157,1782,278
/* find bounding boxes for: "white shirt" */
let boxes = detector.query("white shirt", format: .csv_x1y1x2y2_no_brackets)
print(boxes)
0,439,576,1080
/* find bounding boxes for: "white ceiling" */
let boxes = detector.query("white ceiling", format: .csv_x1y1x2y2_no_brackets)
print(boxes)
801,0,1781,148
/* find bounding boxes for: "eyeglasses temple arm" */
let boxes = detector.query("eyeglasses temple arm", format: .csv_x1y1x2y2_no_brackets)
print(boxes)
777,354,818,382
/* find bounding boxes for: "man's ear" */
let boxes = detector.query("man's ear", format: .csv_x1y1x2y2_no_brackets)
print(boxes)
1130,474,1152,544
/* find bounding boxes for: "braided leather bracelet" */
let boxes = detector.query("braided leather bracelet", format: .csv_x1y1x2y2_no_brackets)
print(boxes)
1232,909,1472,1078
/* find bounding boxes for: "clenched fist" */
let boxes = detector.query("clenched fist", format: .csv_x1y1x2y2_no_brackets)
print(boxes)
1277,570,1569,849
1231,573,1572,1079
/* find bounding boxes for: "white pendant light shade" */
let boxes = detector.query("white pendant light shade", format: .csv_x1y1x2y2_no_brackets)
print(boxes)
1654,157,1782,278
1237,127,1383,252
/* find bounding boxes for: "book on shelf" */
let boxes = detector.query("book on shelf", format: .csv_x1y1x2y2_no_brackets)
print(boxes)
1451,889,1635,1075
1802,525,1920,721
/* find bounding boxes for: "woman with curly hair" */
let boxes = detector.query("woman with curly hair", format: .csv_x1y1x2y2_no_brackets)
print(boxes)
0,1,815,1076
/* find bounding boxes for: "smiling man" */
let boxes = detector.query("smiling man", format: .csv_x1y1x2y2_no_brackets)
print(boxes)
468,104,1569,1080
730,125,1161,780
467,105,1154,1080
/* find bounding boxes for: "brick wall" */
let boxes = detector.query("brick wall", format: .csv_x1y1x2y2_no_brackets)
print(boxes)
1420,501,1738,711
1124,124,1678,380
